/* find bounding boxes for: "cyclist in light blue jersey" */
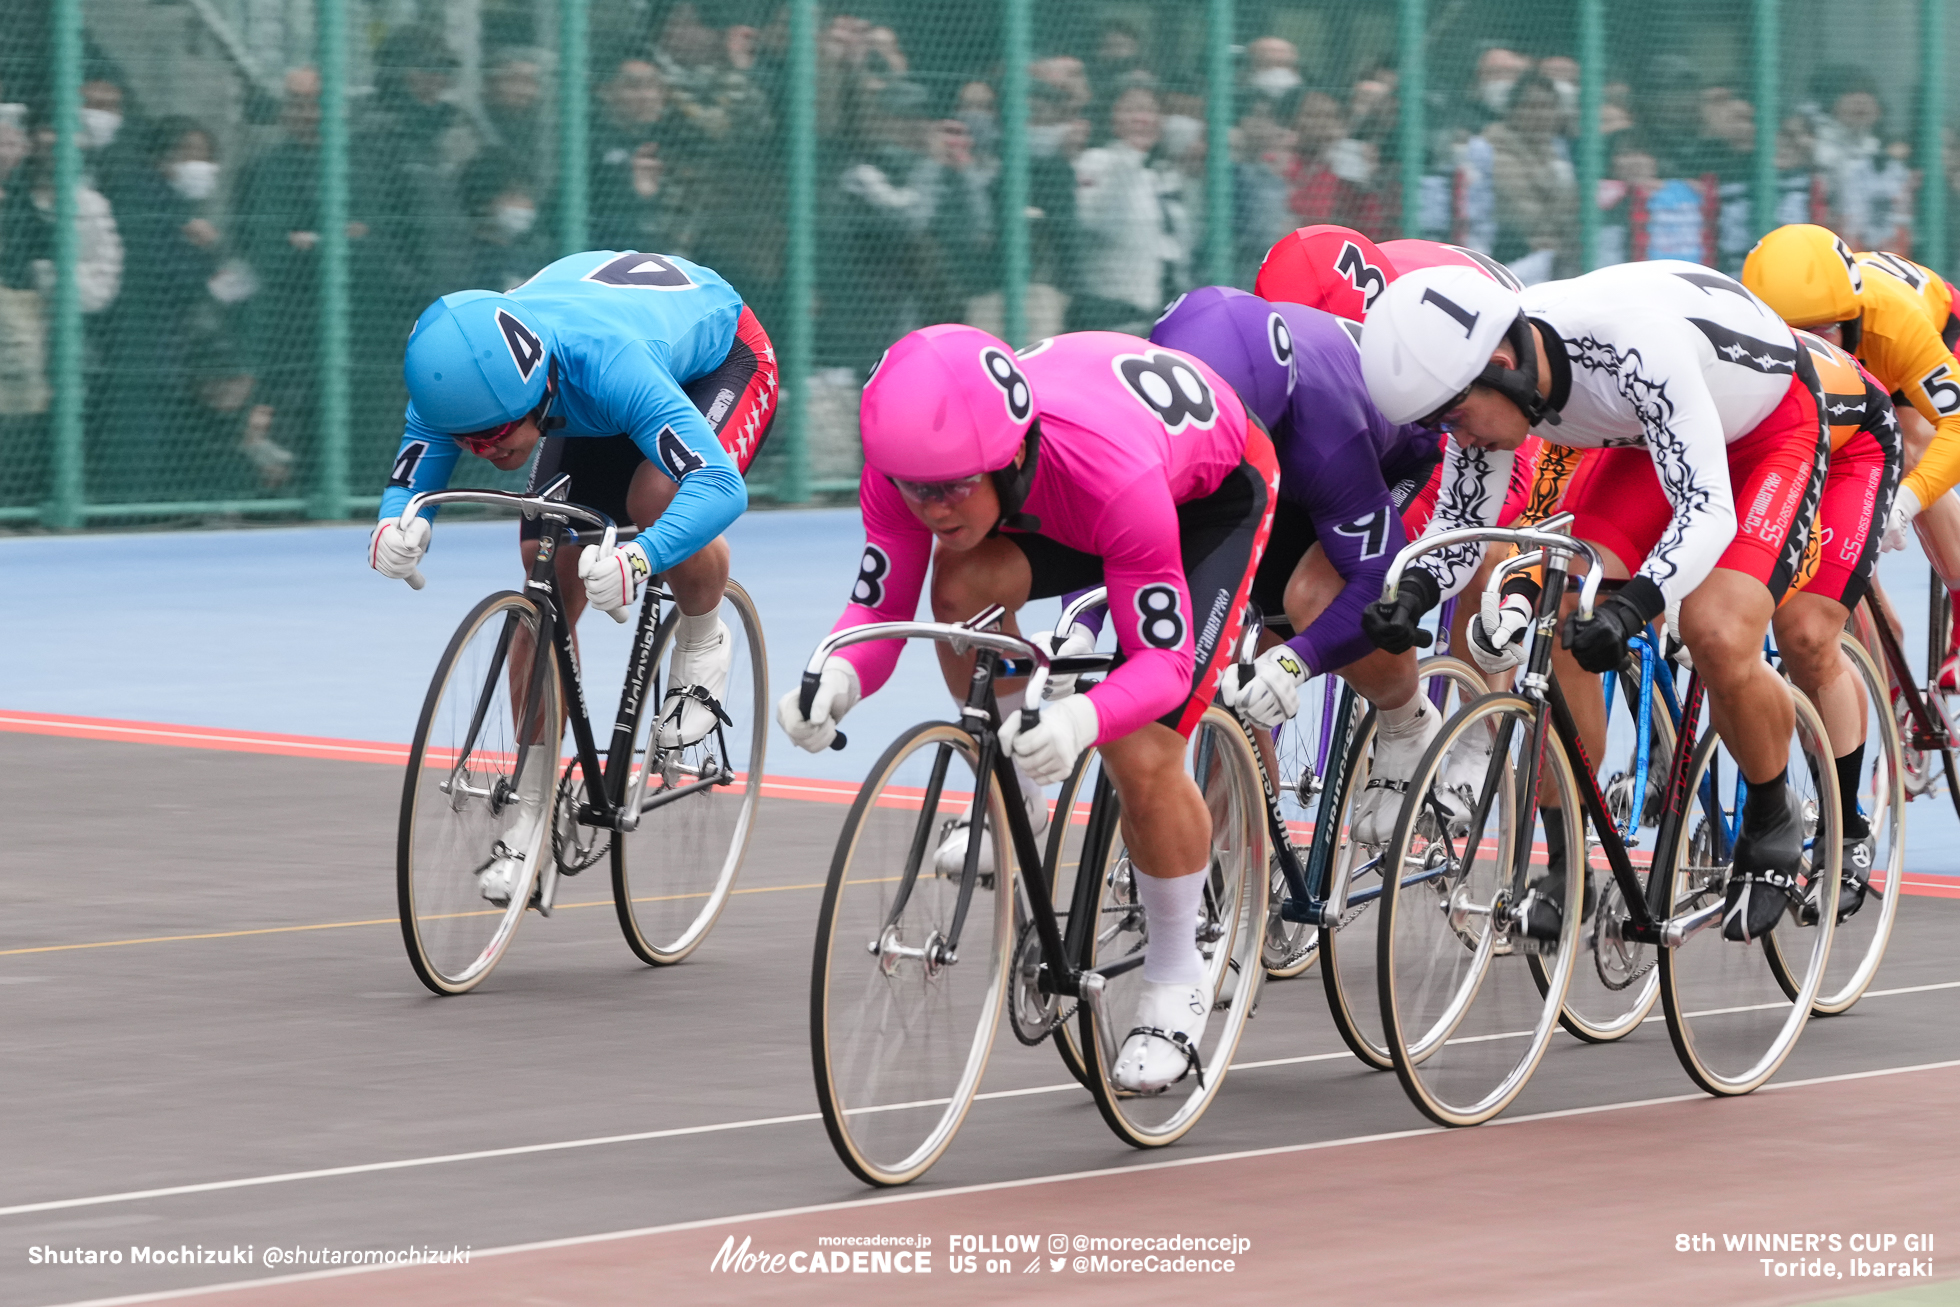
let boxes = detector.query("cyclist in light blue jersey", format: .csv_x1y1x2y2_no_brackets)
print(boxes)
371,249,778,751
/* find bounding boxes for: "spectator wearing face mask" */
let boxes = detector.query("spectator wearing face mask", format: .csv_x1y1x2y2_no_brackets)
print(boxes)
459,156,553,293
1243,37,1303,121
101,116,250,500
78,69,147,211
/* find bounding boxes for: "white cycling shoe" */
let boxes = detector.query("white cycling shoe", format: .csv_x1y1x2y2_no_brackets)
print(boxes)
1436,724,1496,835
933,779,1048,877
1112,979,1210,1093
479,805,545,906
658,619,732,749
1352,696,1443,845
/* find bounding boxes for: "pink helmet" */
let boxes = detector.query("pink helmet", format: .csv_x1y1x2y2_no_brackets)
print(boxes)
859,325,1037,480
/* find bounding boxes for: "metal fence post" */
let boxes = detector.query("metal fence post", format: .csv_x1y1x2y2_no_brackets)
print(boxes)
1206,0,1234,285
46,0,84,530
1577,0,1604,269
1001,0,1030,347
778,0,816,504
1399,0,1425,240
1751,0,1779,240
312,0,349,520
1922,0,1947,268
559,0,589,255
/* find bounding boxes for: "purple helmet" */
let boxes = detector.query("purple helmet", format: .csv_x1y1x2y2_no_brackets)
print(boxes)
1148,286,1295,431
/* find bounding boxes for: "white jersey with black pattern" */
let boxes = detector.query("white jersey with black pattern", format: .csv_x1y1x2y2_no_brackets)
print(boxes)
1414,260,1801,605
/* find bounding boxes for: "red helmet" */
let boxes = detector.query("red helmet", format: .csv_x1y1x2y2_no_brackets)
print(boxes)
1377,239,1525,291
1254,225,1399,322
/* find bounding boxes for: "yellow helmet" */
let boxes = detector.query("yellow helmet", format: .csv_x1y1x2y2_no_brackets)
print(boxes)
1741,224,1865,327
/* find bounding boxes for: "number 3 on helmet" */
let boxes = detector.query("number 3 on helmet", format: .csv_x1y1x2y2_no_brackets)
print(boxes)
403,291,556,435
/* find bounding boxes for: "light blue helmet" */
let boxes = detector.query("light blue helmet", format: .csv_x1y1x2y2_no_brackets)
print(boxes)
402,291,554,434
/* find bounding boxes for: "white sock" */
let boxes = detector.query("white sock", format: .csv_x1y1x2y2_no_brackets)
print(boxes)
1137,868,1207,985
1378,693,1425,735
676,606,721,650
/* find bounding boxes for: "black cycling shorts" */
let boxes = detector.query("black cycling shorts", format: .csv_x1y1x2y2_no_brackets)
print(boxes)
1003,430,1277,738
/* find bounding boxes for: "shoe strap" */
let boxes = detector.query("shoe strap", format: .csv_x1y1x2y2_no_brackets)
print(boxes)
661,683,733,727
1122,1025,1207,1089
1363,777,1410,795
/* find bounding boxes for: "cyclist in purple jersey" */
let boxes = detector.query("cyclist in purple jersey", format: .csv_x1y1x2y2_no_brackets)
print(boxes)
1150,286,1452,842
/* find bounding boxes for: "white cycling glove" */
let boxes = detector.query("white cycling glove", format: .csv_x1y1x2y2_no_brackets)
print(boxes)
1468,591,1534,675
370,516,429,587
999,694,1098,786
1030,626,1097,700
1881,485,1922,553
577,540,651,622
776,656,860,753
1219,644,1309,728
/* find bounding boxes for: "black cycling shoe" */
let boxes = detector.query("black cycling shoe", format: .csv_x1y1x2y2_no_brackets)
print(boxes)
1517,832,1592,945
1722,785,1803,942
1803,815,1873,926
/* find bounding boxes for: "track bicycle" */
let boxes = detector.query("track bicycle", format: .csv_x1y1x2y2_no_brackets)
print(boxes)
1866,567,1960,819
1372,515,1842,1126
805,605,1268,1186
1233,609,1489,1069
394,476,767,995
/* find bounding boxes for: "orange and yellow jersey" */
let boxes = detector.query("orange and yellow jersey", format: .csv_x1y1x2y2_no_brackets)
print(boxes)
1850,250,1960,505
1797,329,1903,457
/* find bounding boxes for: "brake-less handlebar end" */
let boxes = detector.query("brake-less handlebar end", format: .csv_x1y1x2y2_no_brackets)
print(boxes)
405,568,425,591
829,732,847,751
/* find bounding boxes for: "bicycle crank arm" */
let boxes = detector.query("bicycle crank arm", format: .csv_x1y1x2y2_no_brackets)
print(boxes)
1659,898,1726,948
1076,971,1122,1072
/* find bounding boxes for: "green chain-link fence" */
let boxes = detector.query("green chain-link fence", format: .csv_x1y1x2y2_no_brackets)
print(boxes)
0,0,1952,529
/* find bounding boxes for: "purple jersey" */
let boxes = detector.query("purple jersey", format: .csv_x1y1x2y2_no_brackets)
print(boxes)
1266,303,1441,674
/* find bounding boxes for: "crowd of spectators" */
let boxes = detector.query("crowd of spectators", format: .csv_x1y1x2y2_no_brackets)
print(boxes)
0,5,1953,509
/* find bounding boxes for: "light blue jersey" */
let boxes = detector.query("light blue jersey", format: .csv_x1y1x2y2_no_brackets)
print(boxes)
379,250,748,573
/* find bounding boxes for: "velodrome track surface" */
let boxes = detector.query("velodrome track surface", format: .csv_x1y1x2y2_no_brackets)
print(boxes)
2,515,1958,1306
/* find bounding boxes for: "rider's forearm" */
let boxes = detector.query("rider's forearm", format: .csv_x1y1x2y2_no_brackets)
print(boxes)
635,462,746,573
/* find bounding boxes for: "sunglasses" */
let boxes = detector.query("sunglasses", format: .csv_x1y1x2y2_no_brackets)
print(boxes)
891,474,985,506
455,393,552,456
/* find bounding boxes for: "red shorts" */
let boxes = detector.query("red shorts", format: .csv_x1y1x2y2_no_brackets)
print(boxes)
697,305,778,473
1400,434,1544,538
1789,428,1891,605
1562,370,1828,600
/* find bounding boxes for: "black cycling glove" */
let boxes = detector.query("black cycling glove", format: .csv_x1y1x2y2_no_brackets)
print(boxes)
1362,569,1441,655
1560,576,1666,674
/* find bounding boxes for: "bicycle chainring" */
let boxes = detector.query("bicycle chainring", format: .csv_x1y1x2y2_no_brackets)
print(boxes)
1008,917,1071,1045
552,769,611,875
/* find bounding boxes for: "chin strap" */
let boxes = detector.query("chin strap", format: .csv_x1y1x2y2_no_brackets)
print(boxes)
1477,313,1562,427
539,357,568,432
989,423,1043,534
1838,316,1863,354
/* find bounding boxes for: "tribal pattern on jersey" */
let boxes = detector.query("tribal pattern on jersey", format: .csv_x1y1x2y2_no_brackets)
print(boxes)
1563,332,1718,589
1414,441,1508,594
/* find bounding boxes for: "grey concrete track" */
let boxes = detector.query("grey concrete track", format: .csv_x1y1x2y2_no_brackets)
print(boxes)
3,734,1957,1306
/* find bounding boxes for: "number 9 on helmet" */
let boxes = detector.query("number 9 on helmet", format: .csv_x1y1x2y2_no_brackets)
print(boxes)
403,290,555,435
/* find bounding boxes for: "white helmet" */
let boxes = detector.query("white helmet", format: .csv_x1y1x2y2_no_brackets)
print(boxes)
1360,265,1555,427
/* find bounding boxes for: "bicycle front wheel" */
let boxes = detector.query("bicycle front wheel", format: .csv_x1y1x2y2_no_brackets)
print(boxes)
1660,682,1839,1096
611,580,767,965
811,723,1013,1187
1379,692,1577,1127
1765,632,1901,1015
1260,672,1344,979
398,592,563,995
1536,658,1671,1043
1320,656,1488,1070
1078,705,1268,1149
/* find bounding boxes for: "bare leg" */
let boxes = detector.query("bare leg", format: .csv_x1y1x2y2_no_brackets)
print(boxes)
1772,591,1863,756
1680,568,1790,784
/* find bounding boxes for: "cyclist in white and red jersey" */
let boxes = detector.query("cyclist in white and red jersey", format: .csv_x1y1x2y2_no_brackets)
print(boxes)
777,325,1276,1092
1359,261,1832,944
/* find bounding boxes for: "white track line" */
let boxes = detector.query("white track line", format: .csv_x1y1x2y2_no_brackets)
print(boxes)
6,983,1956,1222
36,1058,1960,1307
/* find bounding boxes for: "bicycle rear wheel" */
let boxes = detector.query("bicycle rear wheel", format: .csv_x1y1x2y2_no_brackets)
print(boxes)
1765,633,1902,1015
398,592,563,995
1660,683,1839,1096
1078,705,1268,1148
1378,692,1577,1127
1320,656,1488,1070
611,580,767,965
811,723,1013,1187
1535,657,1671,1042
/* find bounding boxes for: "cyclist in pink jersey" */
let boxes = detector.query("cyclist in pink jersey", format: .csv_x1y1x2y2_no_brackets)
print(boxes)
778,325,1277,1092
